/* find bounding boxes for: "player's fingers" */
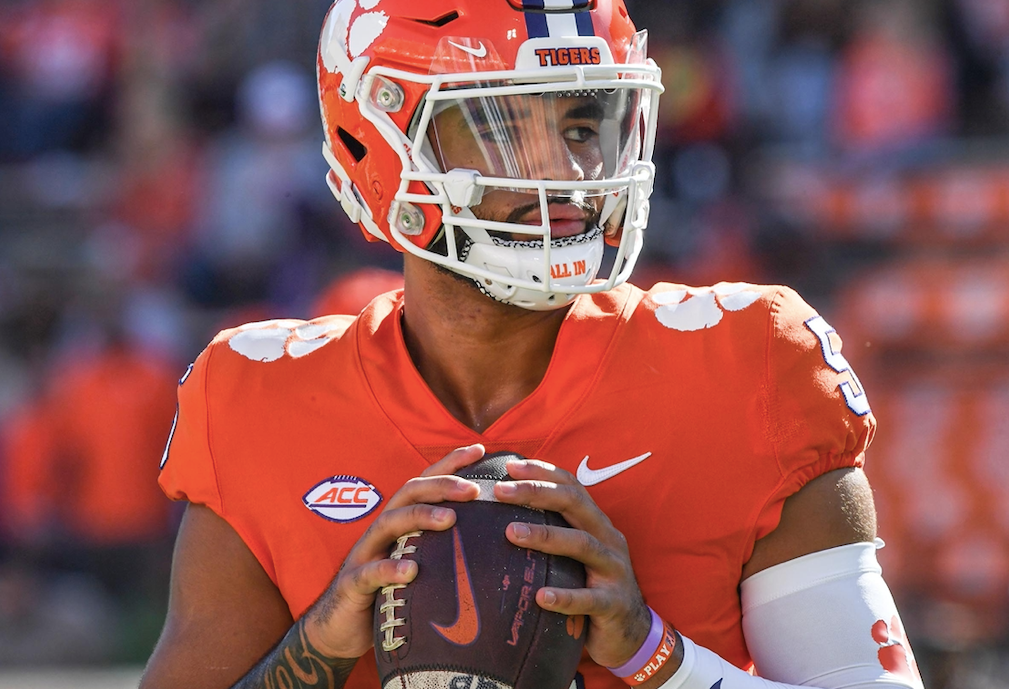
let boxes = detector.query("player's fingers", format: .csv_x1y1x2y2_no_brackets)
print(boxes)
384,474,479,510
505,457,577,484
533,583,612,617
495,476,616,542
420,443,486,477
537,587,653,669
501,459,612,532
337,557,419,605
506,522,626,575
348,502,456,565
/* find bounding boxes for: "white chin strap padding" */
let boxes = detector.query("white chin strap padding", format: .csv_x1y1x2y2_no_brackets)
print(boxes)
459,229,604,311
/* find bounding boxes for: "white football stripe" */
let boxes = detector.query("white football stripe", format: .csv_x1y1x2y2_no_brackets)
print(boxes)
544,11,578,37
471,478,500,501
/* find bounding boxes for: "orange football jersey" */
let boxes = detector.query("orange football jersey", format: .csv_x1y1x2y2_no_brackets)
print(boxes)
159,281,875,688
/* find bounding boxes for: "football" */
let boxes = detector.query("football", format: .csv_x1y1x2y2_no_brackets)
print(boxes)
374,451,587,689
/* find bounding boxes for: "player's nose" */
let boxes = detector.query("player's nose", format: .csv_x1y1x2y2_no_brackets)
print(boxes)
525,135,585,182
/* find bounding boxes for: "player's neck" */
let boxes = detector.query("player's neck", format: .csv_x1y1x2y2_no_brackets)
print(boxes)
401,257,568,433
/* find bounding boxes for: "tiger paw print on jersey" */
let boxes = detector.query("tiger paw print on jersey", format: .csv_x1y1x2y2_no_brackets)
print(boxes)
652,283,762,332
228,320,345,362
872,616,923,687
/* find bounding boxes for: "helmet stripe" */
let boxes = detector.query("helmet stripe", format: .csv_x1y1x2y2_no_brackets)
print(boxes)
563,0,595,35
574,9,594,36
522,0,550,38
521,0,596,38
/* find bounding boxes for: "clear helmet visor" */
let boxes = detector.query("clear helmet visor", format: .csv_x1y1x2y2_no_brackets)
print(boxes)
427,87,645,194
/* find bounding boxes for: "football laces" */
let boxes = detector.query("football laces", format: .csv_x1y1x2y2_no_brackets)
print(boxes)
378,531,422,652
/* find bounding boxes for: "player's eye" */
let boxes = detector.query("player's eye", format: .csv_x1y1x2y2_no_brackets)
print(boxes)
564,125,599,144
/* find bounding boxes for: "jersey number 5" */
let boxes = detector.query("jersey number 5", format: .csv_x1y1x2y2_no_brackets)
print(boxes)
805,316,871,417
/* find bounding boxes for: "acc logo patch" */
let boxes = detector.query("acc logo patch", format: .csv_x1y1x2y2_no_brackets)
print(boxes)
304,475,383,523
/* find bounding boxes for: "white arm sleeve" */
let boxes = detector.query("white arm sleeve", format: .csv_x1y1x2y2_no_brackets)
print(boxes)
658,541,925,689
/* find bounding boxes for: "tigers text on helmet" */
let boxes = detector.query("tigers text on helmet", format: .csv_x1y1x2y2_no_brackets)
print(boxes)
317,0,662,310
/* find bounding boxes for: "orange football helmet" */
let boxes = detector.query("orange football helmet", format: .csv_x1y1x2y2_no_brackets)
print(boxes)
317,0,662,309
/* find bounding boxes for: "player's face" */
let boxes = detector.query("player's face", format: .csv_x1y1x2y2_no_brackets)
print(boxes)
430,93,606,239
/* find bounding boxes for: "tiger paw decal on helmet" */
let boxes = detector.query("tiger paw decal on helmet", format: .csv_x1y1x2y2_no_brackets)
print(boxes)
321,0,390,69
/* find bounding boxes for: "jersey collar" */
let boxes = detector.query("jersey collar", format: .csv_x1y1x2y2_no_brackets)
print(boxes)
356,285,634,451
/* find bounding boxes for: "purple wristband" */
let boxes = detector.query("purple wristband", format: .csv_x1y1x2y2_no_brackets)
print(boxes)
607,607,663,678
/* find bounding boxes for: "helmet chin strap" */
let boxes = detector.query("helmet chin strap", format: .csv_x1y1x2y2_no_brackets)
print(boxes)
430,191,625,311
451,222,605,311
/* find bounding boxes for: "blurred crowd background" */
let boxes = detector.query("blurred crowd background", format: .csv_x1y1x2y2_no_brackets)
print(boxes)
0,0,1007,686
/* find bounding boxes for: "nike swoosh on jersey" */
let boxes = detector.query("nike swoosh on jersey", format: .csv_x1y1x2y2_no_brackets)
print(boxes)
431,527,481,645
447,39,487,58
576,452,653,486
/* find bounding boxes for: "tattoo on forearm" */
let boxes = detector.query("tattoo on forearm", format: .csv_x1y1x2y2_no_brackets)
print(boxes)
235,617,358,689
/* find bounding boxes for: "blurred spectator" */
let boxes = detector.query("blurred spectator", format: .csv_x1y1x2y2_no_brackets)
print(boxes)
183,59,333,310
948,0,1009,134
761,0,849,153
720,0,779,130
107,0,205,284
46,342,175,585
651,40,736,147
179,0,329,131
0,284,178,663
954,0,1009,65
0,0,123,159
831,0,954,154
1,277,180,587
0,396,57,545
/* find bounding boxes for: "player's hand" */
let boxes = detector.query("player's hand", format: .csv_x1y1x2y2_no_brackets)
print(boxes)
302,444,484,659
494,458,657,671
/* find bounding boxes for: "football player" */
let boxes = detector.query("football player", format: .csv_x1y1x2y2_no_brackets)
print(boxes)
142,1,926,688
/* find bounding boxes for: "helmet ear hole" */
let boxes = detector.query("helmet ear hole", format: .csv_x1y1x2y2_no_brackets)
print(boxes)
338,127,367,163
409,10,460,27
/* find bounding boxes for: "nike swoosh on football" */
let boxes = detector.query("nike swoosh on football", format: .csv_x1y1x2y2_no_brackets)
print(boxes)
576,452,653,486
448,40,487,58
431,526,481,645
